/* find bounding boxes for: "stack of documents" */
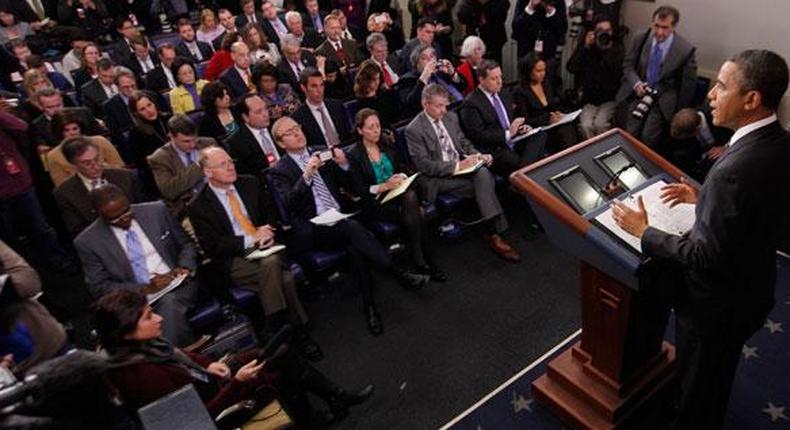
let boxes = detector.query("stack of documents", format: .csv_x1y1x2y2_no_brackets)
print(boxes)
148,273,188,304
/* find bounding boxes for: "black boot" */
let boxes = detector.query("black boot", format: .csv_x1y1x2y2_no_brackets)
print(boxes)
300,367,375,422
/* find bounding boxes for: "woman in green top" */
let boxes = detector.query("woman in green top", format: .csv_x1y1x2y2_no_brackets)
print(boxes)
347,108,446,281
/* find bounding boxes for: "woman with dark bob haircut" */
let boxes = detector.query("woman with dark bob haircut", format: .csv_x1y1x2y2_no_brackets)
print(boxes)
198,80,240,140
346,108,445,281
252,62,302,122
128,90,171,197
93,289,373,427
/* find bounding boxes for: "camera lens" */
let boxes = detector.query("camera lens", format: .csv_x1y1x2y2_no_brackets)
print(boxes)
596,32,612,46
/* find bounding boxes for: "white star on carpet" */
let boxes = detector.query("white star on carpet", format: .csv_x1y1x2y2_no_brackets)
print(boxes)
742,345,759,360
764,319,784,334
510,390,534,413
762,402,788,422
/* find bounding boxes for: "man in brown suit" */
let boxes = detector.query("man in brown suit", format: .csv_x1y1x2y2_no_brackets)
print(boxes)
54,137,141,238
147,115,216,221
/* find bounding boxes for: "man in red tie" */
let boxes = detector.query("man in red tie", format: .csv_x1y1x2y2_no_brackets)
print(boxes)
315,15,361,71
366,32,399,89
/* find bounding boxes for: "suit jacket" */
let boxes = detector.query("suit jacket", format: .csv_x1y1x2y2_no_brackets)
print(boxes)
276,51,317,94
397,70,466,116
291,99,351,148
31,107,105,147
145,64,176,94
110,38,135,64
259,15,288,47
304,11,327,33
298,28,324,50
123,53,161,81
459,87,517,153
102,94,135,132
235,12,264,30
147,138,217,219
74,201,197,298
642,121,790,333
511,81,562,127
219,66,250,99
405,111,478,200
175,40,214,63
268,152,356,252
4,0,57,24
226,125,282,178
54,168,139,238
616,29,697,119
511,0,567,58
187,175,277,275
71,67,94,98
314,38,361,67
81,79,112,118
346,140,414,218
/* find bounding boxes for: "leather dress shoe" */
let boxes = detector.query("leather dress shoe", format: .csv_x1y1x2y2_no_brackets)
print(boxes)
365,305,383,335
294,328,324,362
397,269,430,290
418,265,448,282
328,384,375,420
484,234,521,263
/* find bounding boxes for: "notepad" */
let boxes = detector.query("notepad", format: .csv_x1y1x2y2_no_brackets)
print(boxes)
453,159,485,176
147,273,188,304
380,173,419,204
541,109,582,131
310,208,356,226
245,244,287,260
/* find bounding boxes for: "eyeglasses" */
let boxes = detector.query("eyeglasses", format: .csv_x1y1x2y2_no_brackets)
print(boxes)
108,209,133,225
278,125,302,139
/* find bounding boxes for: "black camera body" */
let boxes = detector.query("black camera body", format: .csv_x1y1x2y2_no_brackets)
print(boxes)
632,86,659,120
595,30,613,47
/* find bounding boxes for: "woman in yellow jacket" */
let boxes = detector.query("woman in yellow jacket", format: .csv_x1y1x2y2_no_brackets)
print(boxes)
169,58,209,114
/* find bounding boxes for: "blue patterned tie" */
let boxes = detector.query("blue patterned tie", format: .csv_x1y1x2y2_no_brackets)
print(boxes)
646,43,663,87
126,229,150,284
491,94,510,130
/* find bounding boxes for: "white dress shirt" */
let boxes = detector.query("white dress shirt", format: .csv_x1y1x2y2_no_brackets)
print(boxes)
208,183,255,248
728,114,777,148
111,220,171,278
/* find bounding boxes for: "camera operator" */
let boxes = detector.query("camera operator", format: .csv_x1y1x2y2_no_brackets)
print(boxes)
567,14,624,139
615,5,697,154
511,0,568,60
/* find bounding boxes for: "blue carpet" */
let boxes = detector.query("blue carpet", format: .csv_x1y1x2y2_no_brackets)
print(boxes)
445,256,790,430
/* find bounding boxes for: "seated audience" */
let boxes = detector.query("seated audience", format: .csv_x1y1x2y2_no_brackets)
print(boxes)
0,7,35,46
397,18,442,74
0,239,68,375
241,22,281,65
329,8,360,41
213,9,238,50
284,11,323,51
220,41,256,99
322,59,353,100
54,137,140,238
94,288,373,426
566,14,623,139
197,8,225,45
407,84,519,262
75,185,198,347
205,31,241,82
366,11,405,53
315,15,362,70
169,59,209,115
253,62,302,121
45,110,123,187
269,116,429,334
128,91,172,197
148,115,216,220
512,53,577,152
511,0,568,59
291,68,352,148
348,108,444,279
235,0,264,30
124,36,160,80
459,60,546,176
145,43,178,95
277,34,318,96
61,32,90,76
102,67,143,157
407,0,454,58
353,60,400,128
669,105,732,181
198,81,241,141
80,58,116,118
366,32,400,91
398,45,466,116
110,17,143,64
175,18,214,63
71,42,103,96
19,69,73,123
457,36,486,96
227,94,282,178
304,0,327,34
189,146,320,359
25,55,73,93
31,88,106,149
259,0,289,47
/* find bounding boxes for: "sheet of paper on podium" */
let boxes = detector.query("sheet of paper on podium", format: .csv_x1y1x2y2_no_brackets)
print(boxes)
594,180,696,253
380,173,419,204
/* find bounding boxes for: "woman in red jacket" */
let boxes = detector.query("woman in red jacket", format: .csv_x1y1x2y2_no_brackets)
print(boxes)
93,289,373,427
456,36,487,96
205,31,241,81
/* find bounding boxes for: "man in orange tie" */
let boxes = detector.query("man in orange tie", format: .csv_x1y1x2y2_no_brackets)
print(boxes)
188,146,322,361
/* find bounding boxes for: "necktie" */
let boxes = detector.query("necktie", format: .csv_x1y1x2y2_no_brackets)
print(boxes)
293,61,302,74
273,19,287,36
380,62,394,87
260,129,279,164
30,0,46,20
190,43,203,61
165,68,177,88
646,43,663,87
184,150,194,166
249,14,256,23
433,120,459,163
313,15,323,32
301,153,339,212
334,42,346,64
227,189,257,235
126,229,150,284
491,94,510,130
317,106,341,147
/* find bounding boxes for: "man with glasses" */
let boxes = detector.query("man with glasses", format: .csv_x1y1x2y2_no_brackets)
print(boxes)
54,137,141,238
74,184,199,347
188,147,322,360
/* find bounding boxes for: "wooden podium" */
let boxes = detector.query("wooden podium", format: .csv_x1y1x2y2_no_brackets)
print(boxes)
510,129,688,429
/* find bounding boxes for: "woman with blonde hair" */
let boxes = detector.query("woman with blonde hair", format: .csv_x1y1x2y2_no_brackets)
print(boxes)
240,22,280,65
196,9,224,45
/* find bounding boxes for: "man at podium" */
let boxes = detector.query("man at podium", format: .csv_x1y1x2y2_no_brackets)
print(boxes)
611,50,790,429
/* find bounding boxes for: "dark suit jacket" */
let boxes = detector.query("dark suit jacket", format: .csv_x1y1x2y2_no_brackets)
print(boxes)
31,107,105,147
642,121,790,333
102,94,135,132
276,51,317,94
80,79,112,118
54,168,139,238
304,11,327,33
511,81,562,127
511,0,567,58
269,152,356,252
346,141,414,218
74,201,197,298
458,87,517,153
226,125,283,178
259,15,288,47
188,175,277,275
298,28,324,50
175,40,214,63
616,29,697,120
110,38,135,64
235,13,264,30
145,64,176,94
219,67,249,99
4,0,57,24
314,38,361,67
71,67,94,98
291,99,351,148
123,53,161,81
397,71,466,116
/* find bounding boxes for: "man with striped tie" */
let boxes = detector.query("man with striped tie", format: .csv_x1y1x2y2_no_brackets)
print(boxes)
269,116,429,335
